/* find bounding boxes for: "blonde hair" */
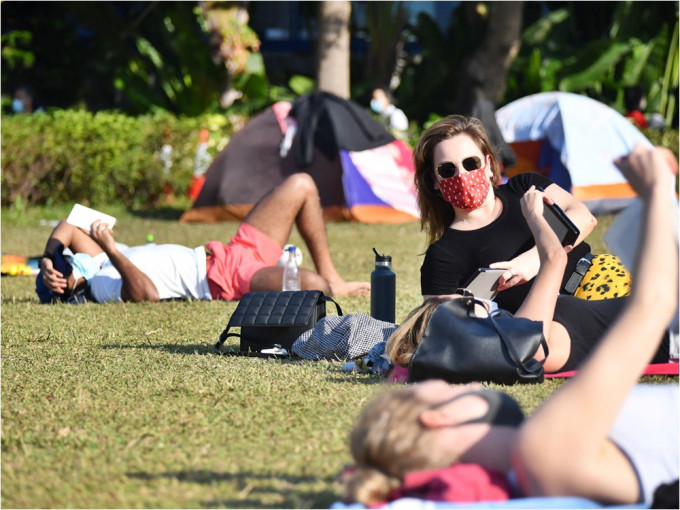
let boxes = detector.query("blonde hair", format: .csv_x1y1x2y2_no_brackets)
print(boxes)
386,297,448,367
413,115,503,246
345,388,457,505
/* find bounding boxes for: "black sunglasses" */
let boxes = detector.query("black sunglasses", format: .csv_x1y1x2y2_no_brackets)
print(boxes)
436,156,484,179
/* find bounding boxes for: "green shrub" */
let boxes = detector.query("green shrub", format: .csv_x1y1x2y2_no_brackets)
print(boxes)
1,110,243,208
642,127,679,160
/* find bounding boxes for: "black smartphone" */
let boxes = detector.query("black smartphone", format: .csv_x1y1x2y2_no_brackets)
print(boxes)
536,187,580,246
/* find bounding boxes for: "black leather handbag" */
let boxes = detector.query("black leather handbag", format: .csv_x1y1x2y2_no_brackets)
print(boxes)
409,295,549,384
214,290,342,357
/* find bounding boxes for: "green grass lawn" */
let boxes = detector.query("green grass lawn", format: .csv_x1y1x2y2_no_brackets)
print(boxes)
1,204,673,508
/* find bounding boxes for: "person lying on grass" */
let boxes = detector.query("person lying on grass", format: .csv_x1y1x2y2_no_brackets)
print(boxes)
385,175,672,375
345,144,679,507
37,173,370,303
386,277,671,377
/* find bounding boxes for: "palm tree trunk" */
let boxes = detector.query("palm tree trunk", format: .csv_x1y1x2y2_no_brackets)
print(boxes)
316,1,351,99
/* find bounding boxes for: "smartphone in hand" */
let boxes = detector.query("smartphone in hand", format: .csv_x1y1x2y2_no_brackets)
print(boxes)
536,187,580,246
462,268,506,300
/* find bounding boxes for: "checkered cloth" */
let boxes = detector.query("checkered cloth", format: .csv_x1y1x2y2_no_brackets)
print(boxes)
292,313,398,361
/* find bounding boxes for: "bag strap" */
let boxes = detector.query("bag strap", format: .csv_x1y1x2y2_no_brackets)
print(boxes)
323,296,343,316
215,315,240,353
475,298,549,377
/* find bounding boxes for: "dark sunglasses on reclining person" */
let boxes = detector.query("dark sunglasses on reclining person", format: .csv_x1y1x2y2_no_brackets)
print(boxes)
436,156,484,179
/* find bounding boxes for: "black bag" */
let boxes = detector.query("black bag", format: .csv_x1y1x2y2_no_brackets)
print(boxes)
409,295,549,384
214,290,342,357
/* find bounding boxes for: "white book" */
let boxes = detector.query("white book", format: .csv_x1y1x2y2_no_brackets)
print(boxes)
66,204,116,232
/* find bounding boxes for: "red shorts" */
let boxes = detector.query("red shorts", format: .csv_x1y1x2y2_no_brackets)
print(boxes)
205,223,283,301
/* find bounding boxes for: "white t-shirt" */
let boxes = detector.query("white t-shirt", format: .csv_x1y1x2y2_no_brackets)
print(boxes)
89,244,212,303
608,384,679,505
383,104,409,132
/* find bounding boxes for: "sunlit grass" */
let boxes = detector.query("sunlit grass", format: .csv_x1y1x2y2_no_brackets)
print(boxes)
1,206,673,508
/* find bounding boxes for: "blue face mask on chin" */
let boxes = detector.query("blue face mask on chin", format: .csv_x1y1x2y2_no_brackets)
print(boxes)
12,98,24,114
370,99,383,114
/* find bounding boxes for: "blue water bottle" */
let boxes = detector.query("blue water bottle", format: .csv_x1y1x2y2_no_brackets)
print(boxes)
371,247,396,323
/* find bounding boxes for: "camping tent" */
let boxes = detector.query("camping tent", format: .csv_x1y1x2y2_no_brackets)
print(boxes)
180,91,419,224
495,92,652,214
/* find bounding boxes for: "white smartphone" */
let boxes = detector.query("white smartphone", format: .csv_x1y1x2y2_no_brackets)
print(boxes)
462,268,506,300
66,204,117,232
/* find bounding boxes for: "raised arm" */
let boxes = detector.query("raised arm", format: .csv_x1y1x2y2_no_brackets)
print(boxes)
513,145,679,502
512,188,569,333
89,220,160,302
491,183,596,290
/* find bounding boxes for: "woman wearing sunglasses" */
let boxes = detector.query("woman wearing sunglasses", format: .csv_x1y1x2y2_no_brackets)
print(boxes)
345,145,678,508
415,115,600,313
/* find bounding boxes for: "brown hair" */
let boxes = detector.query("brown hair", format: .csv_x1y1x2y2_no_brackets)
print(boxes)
413,115,503,246
345,388,458,505
385,297,448,367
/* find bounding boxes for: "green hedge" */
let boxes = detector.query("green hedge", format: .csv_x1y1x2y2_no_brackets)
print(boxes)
2,109,677,210
1,110,243,208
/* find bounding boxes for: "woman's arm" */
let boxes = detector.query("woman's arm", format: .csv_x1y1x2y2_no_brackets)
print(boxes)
543,182,598,247
491,183,596,291
511,188,572,370
512,146,678,502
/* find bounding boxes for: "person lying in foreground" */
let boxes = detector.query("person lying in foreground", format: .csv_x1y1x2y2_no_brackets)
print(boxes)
37,173,370,303
346,145,679,507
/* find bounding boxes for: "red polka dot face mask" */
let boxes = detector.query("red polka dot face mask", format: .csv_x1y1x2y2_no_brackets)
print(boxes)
437,156,491,210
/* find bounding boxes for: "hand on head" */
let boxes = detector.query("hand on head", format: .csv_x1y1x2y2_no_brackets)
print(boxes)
39,256,68,294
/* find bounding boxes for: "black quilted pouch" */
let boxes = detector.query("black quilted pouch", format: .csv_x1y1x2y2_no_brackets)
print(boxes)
214,290,342,357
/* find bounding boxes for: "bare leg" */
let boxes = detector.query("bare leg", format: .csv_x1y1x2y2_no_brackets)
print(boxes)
250,267,331,295
245,173,369,297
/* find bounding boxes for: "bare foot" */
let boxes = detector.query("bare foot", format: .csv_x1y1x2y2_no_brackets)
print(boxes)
329,281,371,298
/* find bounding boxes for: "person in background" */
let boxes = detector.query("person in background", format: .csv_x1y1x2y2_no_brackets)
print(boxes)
370,87,409,137
37,173,370,303
11,85,43,114
346,144,679,508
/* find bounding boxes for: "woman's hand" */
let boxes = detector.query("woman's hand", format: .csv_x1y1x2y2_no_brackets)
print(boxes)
520,185,547,221
489,249,541,291
491,187,569,292
39,256,68,294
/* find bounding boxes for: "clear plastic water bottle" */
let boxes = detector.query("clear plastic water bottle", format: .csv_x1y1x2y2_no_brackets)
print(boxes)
282,245,301,291
370,247,396,323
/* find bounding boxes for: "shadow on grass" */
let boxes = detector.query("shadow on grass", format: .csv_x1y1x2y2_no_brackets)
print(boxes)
101,343,216,355
325,374,387,386
126,470,341,508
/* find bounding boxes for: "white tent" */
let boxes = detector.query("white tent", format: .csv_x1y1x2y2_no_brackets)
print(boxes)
496,92,652,213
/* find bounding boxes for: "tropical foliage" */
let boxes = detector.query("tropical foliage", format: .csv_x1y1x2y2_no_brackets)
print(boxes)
506,2,678,121
1,2,677,124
